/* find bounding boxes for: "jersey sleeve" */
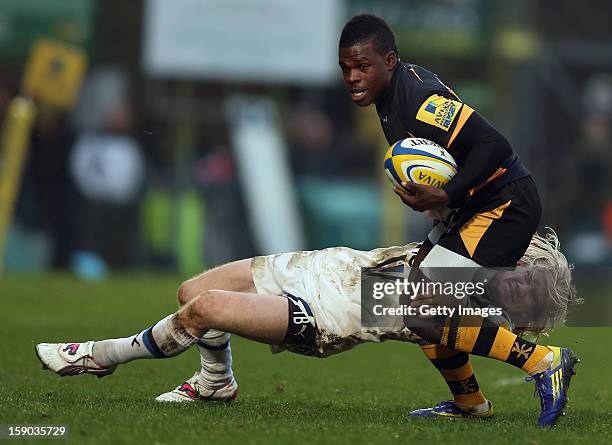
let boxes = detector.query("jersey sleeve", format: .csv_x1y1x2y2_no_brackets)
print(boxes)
395,66,513,208
408,87,467,148
442,112,513,207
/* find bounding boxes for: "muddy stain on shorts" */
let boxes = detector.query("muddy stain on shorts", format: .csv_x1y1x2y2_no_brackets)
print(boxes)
286,251,310,271
251,256,269,289
316,328,362,356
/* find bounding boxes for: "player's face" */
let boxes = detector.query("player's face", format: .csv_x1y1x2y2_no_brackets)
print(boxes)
338,41,396,107
487,269,548,323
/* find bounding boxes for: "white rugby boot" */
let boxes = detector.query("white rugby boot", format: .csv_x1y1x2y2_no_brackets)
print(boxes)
155,372,238,402
35,341,117,377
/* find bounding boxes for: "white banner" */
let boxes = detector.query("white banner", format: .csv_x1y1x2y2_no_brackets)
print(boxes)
143,0,343,84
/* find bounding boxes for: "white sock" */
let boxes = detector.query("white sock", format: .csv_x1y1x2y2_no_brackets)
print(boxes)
455,399,490,414
529,351,554,375
93,331,153,367
196,330,234,389
94,313,198,367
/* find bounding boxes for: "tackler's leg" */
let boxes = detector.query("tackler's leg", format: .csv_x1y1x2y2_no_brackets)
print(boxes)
35,289,288,387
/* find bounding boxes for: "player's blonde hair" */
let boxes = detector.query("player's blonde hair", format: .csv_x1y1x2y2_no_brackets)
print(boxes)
519,227,582,336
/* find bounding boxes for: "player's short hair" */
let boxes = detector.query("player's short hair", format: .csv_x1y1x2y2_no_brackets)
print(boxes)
520,228,582,336
339,14,398,56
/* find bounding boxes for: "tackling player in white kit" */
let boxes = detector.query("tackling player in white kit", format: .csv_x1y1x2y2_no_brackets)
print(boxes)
36,230,576,411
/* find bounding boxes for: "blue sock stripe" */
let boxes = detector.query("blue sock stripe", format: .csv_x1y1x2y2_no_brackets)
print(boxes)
197,339,230,351
142,326,166,358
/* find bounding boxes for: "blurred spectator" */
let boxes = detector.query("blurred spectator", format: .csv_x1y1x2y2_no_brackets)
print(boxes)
193,148,256,266
68,67,145,271
21,105,75,267
286,107,338,177
285,104,382,249
10,64,74,269
565,74,612,264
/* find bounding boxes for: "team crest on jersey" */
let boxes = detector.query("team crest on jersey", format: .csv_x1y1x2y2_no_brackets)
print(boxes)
416,94,461,131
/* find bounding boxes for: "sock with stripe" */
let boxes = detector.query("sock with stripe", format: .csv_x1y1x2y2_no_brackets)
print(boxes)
441,317,553,375
420,344,487,410
93,313,198,367
197,330,234,389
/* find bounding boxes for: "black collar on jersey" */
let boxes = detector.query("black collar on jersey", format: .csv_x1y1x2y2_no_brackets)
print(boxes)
376,62,403,108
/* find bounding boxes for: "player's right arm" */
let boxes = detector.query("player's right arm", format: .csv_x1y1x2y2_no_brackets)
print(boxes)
441,112,513,208
398,66,516,209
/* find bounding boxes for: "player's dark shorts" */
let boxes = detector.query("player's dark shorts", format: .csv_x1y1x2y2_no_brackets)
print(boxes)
283,293,318,357
439,175,541,267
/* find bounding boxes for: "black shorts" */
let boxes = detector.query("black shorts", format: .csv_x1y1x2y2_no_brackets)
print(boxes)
438,176,541,267
283,293,318,357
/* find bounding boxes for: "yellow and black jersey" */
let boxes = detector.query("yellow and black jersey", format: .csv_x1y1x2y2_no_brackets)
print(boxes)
375,63,529,208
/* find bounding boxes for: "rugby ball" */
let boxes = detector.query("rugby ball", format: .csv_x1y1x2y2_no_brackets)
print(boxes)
384,138,457,189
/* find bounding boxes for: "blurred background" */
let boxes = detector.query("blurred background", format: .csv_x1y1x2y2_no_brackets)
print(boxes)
1,0,611,280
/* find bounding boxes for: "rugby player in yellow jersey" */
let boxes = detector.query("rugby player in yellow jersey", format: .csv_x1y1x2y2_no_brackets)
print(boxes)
338,14,578,426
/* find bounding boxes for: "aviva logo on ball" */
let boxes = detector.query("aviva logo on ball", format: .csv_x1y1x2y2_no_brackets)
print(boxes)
384,138,458,189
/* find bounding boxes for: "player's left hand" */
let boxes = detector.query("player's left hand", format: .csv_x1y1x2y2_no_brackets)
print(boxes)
394,182,450,212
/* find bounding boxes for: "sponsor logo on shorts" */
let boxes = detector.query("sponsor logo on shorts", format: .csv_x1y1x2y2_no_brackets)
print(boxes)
287,295,315,327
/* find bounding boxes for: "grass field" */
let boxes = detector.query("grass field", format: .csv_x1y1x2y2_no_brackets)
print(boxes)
1,274,611,445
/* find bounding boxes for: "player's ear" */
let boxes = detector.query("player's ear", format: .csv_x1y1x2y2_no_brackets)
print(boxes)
385,51,398,71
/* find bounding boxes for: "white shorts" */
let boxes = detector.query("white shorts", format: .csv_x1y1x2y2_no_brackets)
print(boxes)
251,244,421,357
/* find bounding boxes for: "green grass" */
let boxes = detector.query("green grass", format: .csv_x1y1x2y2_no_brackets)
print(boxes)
1,274,611,444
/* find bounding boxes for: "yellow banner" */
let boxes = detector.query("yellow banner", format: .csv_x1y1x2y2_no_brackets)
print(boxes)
22,39,87,110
